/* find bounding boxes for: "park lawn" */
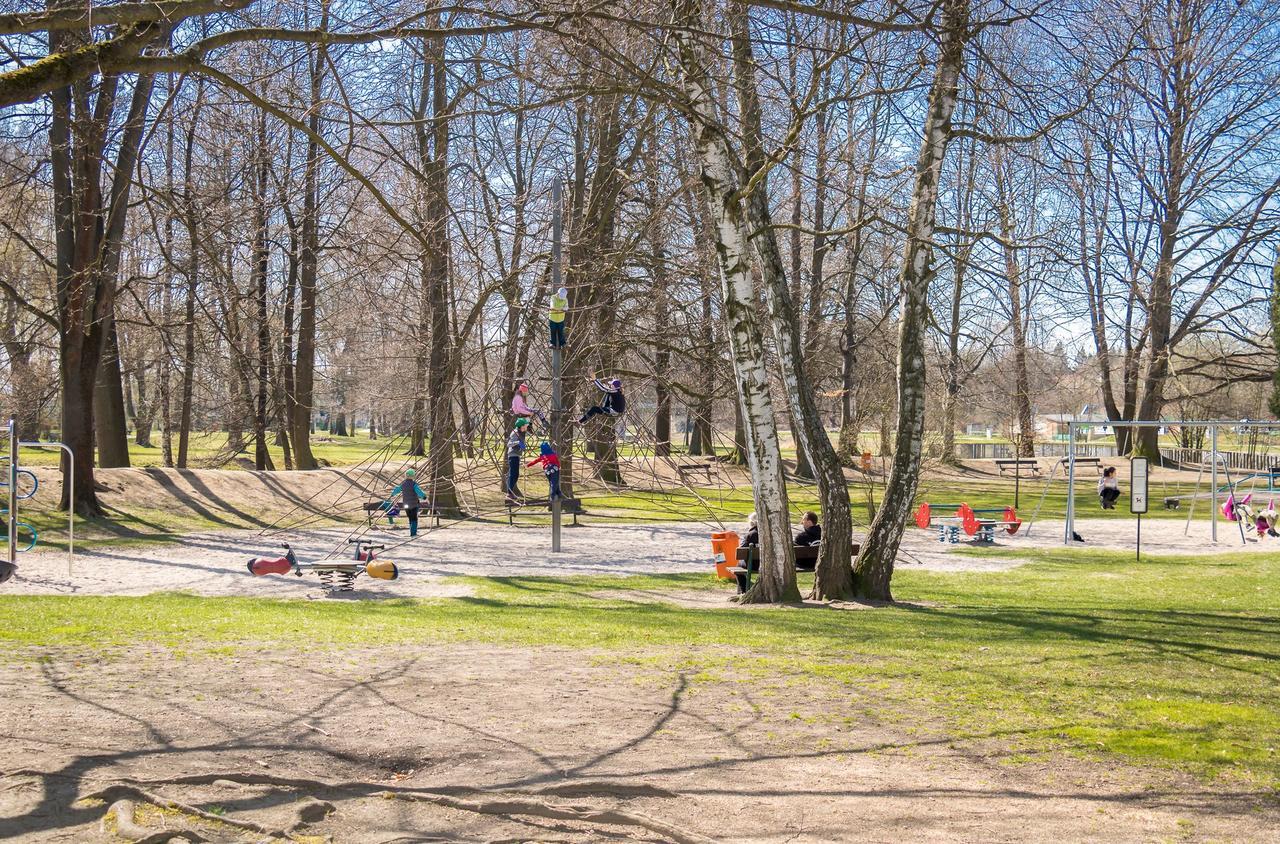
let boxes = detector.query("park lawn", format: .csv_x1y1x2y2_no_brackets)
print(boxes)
15,432,397,470
6,473,1225,553
1,547,1276,788
585,475,1223,527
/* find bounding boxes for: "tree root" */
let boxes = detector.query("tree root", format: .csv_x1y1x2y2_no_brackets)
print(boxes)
380,790,714,844
103,770,677,800
14,767,704,844
101,799,209,844
85,784,291,839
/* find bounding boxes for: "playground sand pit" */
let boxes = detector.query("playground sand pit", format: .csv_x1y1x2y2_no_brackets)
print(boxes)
9,513,1267,598
3,643,1276,843
7,522,721,598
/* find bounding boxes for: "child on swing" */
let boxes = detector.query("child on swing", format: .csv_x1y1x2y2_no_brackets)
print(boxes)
1256,503,1279,538
527,441,562,501
578,377,626,424
1098,466,1121,509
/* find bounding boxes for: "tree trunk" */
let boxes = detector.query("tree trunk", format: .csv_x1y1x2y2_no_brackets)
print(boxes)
133,364,155,448
94,307,131,467
836,100,881,467
729,2,853,599
291,28,327,471
674,0,798,603
414,21,461,512
176,80,204,470
650,158,672,458
853,0,968,602
995,155,1035,457
48,33,155,514
252,117,275,472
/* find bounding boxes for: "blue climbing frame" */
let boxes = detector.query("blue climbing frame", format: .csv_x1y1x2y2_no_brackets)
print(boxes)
3,418,76,580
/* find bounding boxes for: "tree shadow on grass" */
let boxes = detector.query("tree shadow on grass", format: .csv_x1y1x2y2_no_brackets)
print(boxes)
139,469,241,529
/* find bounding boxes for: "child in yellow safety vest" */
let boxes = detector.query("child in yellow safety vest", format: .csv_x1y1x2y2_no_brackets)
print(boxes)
549,287,568,348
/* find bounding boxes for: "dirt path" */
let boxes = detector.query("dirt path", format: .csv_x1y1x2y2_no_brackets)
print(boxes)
1,645,1273,843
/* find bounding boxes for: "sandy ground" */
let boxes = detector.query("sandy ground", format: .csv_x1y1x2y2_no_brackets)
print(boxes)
5,464,1278,841
2,645,1276,843
6,512,1272,599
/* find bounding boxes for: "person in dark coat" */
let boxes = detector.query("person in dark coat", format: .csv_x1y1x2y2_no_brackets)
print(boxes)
578,377,626,423
794,511,821,546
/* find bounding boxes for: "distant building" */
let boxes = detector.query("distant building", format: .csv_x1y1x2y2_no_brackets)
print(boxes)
1036,412,1112,440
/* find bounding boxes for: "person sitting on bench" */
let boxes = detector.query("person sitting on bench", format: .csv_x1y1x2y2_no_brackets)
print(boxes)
794,511,822,546
1098,466,1121,509
578,377,626,423
742,512,759,548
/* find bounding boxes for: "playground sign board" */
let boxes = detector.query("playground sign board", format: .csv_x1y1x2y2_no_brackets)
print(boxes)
1131,458,1149,514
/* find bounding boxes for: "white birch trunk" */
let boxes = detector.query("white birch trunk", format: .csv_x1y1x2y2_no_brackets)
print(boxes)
672,0,798,603
853,0,969,601
728,2,854,600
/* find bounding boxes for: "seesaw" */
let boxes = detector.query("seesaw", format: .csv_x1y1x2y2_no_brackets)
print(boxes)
247,539,399,593
914,501,1022,544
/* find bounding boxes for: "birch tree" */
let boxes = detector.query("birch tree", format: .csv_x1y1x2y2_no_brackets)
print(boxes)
672,0,798,603
853,0,969,601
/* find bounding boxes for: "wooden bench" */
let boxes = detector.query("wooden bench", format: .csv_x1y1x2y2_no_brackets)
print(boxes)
729,543,861,594
676,462,716,484
506,497,581,526
364,501,444,528
995,458,1041,476
1064,457,1104,475
364,500,393,527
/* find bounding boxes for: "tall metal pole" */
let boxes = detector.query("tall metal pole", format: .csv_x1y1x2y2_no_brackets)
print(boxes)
550,176,563,553
1210,424,1218,543
1064,422,1076,544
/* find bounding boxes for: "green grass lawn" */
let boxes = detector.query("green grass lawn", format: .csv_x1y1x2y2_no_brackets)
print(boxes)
2,468,1230,553
3,547,1276,788
15,431,395,470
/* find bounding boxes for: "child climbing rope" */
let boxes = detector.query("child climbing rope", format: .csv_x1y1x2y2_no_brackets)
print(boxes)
549,286,568,348
387,468,426,537
1098,466,1121,509
578,377,626,423
506,418,529,503
527,441,562,501
511,382,547,429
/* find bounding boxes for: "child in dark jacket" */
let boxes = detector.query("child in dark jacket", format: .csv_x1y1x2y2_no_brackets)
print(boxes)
578,377,626,423
527,441,562,501
505,419,529,502
387,468,427,537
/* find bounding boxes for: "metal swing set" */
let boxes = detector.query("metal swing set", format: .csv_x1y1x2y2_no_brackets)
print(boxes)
1031,419,1280,546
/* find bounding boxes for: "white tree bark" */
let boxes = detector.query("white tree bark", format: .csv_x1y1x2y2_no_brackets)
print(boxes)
853,0,969,601
672,0,798,603
728,2,854,600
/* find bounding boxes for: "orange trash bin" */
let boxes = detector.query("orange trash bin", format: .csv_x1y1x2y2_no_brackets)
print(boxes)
710,531,740,580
